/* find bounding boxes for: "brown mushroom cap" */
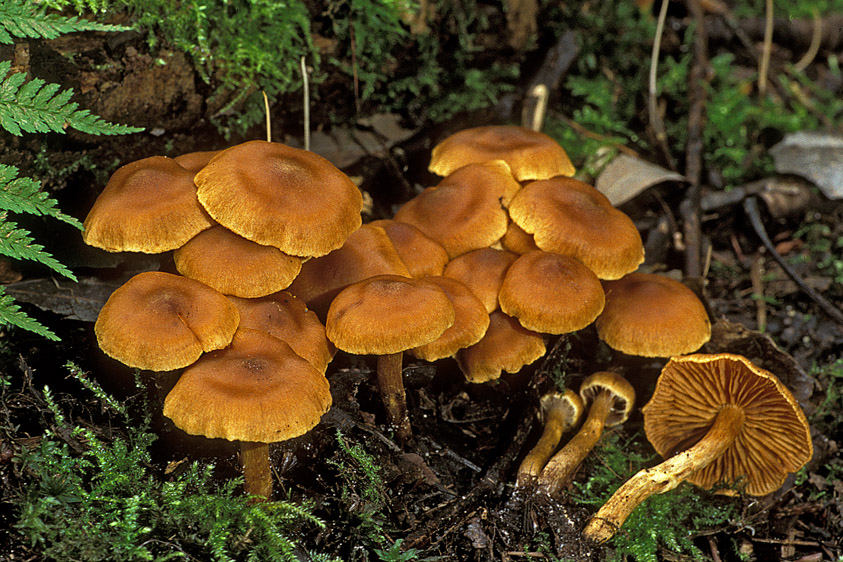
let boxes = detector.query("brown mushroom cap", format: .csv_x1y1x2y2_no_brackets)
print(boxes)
408,276,490,361
455,310,546,384
194,140,363,257
162,328,331,443
174,225,302,298
498,251,605,334
83,156,215,253
644,353,813,496
393,163,511,259
368,219,450,278
443,247,520,314
228,292,335,374
429,126,576,181
579,371,635,427
326,274,455,355
94,271,240,371
507,177,644,279
596,272,711,357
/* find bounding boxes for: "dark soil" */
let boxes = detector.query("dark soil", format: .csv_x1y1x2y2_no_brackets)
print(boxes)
1,8,842,562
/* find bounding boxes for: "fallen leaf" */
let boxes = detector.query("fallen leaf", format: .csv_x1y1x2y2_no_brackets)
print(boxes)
770,131,843,200
4,276,124,322
595,153,685,206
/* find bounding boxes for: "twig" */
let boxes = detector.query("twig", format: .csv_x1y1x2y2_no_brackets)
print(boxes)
794,10,823,72
300,56,310,151
649,0,676,170
557,115,641,158
522,84,548,132
758,0,773,96
682,0,710,281
749,251,767,333
262,91,271,142
743,197,843,325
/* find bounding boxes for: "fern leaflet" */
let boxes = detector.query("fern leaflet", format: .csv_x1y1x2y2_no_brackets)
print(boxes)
0,0,127,44
0,164,83,229
0,213,76,280
0,286,59,340
0,60,144,136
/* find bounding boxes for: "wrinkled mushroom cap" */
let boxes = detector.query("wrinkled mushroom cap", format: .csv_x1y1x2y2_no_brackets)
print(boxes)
508,177,644,279
579,371,636,427
429,126,575,181
94,271,240,371
162,328,331,443
83,156,215,253
174,225,302,298
326,275,455,355
498,251,605,334
596,272,711,357
643,353,813,496
194,140,363,257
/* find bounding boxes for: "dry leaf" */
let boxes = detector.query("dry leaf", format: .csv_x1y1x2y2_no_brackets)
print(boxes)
595,153,685,206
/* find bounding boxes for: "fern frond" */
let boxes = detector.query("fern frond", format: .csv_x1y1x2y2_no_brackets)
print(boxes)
0,212,76,280
0,0,127,44
0,60,144,136
0,286,59,340
0,164,83,229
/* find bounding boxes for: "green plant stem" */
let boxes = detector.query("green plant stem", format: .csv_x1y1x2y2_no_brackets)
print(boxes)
377,352,412,444
241,441,271,501
584,404,745,542
537,390,614,495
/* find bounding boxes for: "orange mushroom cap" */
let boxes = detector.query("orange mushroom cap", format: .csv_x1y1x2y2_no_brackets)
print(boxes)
443,247,520,314
368,219,450,278
194,140,363,257
507,177,644,280
596,272,711,357
429,125,576,181
174,225,302,298
94,271,239,371
326,274,455,356
455,310,546,384
83,156,215,253
162,328,331,443
498,251,605,334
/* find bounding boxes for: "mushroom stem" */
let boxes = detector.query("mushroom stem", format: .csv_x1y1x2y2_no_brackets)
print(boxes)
517,401,572,485
241,441,272,501
377,352,412,443
537,389,615,496
584,404,745,543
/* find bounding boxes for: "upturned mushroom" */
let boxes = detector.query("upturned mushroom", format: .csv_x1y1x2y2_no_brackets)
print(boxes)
516,389,584,486
537,372,635,496
163,328,332,500
326,275,455,443
583,353,813,542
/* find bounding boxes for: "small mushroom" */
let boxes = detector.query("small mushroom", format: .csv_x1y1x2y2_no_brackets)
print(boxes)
428,125,575,181
163,328,331,501
326,275,455,443
537,372,635,496
583,353,813,542
516,389,584,486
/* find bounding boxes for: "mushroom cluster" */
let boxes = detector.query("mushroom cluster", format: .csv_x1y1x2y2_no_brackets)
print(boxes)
85,140,362,499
